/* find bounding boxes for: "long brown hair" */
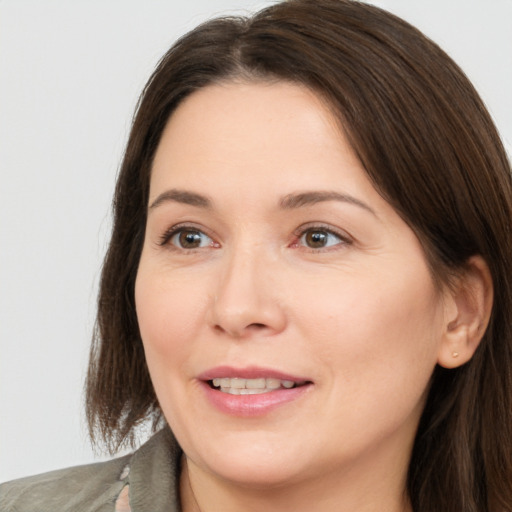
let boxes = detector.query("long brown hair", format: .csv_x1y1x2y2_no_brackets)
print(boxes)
86,1,512,510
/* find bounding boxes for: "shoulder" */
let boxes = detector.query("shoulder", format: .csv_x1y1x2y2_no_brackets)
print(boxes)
0,454,131,512
0,428,182,512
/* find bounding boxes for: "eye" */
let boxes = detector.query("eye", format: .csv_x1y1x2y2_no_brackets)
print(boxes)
169,228,214,249
298,228,346,249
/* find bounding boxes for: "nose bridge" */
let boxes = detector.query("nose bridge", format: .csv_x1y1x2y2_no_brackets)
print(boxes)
210,237,285,337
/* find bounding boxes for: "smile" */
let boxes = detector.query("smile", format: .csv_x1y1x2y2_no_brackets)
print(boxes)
210,377,305,395
198,367,313,416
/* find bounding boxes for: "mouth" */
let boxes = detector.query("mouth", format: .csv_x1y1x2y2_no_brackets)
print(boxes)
199,367,313,416
207,377,309,395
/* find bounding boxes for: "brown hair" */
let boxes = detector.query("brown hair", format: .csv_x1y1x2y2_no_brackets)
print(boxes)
86,1,512,510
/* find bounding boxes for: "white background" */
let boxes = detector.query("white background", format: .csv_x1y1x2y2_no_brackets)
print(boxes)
1,0,511,483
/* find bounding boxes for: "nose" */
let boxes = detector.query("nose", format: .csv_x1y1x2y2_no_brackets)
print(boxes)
208,246,287,339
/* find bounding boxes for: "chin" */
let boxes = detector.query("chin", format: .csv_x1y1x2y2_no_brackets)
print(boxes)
186,432,314,488
206,458,304,489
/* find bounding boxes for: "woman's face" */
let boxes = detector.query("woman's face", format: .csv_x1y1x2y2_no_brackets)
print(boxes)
135,81,449,488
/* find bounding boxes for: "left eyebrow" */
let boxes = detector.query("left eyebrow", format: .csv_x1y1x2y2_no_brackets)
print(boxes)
279,191,377,216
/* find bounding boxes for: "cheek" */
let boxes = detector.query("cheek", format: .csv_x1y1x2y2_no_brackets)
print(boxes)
134,265,209,365
292,263,443,387
299,272,442,448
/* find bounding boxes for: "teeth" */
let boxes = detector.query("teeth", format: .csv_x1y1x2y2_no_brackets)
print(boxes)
211,377,300,394
219,387,273,395
266,378,281,390
230,378,246,389
246,378,266,389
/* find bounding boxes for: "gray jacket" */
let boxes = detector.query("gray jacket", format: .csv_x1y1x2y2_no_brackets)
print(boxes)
0,428,181,512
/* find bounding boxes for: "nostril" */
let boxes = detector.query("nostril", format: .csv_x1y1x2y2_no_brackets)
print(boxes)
212,322,269,337
213,321,270,338
249,323,266,329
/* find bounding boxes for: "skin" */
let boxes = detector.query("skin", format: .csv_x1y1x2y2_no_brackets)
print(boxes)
135,81,489,512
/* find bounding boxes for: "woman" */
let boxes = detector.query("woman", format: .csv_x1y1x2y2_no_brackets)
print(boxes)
2,0,511,511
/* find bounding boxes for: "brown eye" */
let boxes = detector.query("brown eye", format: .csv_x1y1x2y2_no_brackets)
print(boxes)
300,229,343,249
171,229,212,249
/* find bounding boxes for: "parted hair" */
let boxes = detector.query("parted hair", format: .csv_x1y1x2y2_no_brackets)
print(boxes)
86,1,512,510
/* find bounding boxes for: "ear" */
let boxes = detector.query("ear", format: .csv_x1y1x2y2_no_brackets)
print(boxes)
437,256,493,369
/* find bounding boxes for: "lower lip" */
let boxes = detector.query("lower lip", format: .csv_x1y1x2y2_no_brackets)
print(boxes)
199,381,312,417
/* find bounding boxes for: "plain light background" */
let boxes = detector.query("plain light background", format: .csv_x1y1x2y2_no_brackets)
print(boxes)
1,0,511,483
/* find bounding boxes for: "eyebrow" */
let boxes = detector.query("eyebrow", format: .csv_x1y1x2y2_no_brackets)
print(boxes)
149,189,212,210
279,191,376,215
149,188,376,216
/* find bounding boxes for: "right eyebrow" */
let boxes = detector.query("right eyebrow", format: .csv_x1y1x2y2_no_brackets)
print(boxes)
149,189,212,210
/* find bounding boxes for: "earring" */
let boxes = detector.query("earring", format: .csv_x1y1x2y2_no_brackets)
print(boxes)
452,352,459,358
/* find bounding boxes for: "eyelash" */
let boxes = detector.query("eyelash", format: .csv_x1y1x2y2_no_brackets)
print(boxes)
292,223,353,252
158,223,352,253
158,223,217,251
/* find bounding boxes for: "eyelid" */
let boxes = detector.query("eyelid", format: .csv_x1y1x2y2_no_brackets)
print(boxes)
291,223,353,250
156,221,352,252
158,222,218,248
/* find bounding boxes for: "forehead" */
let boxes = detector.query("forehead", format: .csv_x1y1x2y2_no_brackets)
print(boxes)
158,81,341,155
149,81,372,198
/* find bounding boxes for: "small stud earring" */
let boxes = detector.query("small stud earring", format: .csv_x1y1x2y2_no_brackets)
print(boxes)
452,352,459,358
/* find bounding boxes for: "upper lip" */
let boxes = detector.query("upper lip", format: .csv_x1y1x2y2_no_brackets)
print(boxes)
198,365,311,383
